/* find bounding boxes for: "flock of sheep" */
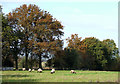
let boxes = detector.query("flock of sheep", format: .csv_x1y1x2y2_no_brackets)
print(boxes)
22,68,76,74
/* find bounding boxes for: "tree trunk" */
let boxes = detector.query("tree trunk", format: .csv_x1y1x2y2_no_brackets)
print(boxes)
15,58,18,69
39,54,42,69
25,49,28,70
14,42,18,70
25,45,28,70
30,54,33,69
25,28,28,70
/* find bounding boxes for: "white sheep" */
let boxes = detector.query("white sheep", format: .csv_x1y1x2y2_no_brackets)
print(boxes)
22,68,26,71
70,70,76,74
37,68,42,73
32,69,35,71
29,69,31,72
51,69,55,74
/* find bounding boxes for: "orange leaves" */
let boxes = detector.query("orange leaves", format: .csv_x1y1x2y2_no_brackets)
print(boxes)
28,4,32,10
8,12,12,20
8,4,64,56
32,39,62,54
36,42,48,48
22,4,27,8
66,34,87,52
38,14,52,24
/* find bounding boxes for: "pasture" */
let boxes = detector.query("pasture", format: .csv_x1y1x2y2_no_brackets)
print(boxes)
2,70,118,82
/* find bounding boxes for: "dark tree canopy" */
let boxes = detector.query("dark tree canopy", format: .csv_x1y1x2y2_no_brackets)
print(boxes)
49,34,119,70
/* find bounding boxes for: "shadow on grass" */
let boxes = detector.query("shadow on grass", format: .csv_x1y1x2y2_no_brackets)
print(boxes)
2,75,29,78
2,79,39,82
2,74,42,82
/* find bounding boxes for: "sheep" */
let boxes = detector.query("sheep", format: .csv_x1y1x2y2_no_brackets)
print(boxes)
22,68,26,71
32,69,35,71
29,69,31,72
51,69,55,74
37,68,42,73
70,70,76,74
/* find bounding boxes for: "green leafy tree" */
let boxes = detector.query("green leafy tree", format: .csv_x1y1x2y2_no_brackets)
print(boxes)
82,37,106,70
63,48,79,69
102,39,119,70
82,37,118,70
2,14,22,69
2,14,14,67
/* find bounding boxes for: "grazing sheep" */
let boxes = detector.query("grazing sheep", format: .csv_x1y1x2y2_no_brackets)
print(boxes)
37,68,42,73
51,69,55,74
32,69,35,71
22,68,26,71
29,69,31,72
70,70,76,74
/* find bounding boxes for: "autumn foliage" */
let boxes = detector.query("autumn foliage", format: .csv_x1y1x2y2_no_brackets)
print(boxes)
7,4,64,69
49,34,119,70
2,4,120,70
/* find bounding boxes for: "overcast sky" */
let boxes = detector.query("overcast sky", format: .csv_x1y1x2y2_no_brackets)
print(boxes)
1,0,118,47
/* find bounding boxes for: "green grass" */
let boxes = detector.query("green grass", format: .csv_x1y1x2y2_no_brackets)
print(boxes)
1,70,119,82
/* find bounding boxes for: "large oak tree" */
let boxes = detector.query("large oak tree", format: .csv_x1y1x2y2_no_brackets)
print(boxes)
8,4,64,69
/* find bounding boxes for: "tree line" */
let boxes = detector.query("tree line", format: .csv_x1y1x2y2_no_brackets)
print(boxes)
2,4,120,70
48,34,120,70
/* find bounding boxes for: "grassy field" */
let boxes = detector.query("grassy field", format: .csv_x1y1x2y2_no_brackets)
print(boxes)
2,70,119,82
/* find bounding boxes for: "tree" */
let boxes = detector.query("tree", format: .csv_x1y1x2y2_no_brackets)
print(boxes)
48,48,79,70
63,48,79,69
66,34,87,58
82,37,119,70
102,39,119,70
47,50,65,69
10,29,22,69
2,13,22,69
66,34,87,69
66,34,86,50
103,39,119,57
48,33,119,70
8,4,64,69
66,35,119,70
31,8,64,69
2,14,14,67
